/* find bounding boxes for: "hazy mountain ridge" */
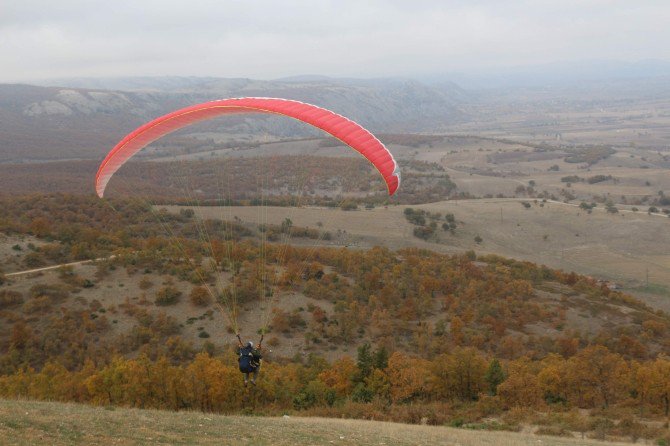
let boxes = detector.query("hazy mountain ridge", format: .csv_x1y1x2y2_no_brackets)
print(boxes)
0,77,468,162
8,71,670,163
427,58,670,89
0,84,190,162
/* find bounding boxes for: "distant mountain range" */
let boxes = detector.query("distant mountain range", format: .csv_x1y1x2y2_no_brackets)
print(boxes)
5,64,670,163
0,77,469,162
426,59,670,89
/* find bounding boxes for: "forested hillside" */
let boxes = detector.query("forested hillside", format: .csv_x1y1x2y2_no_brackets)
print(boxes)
1,193,670,443
0,157,455,205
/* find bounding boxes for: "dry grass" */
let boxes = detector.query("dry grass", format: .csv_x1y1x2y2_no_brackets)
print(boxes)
0,399,636,446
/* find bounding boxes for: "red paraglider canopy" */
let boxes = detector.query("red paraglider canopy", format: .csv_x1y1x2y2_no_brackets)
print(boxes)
95,97,400,197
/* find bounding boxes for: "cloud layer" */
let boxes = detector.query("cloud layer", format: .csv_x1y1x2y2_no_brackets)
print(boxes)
2,1,669,82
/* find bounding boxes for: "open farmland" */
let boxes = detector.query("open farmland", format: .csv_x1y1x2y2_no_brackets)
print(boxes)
391,135,670,205
444,79,670,151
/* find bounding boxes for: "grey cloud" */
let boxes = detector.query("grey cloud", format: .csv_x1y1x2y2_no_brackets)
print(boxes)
1,1,669,82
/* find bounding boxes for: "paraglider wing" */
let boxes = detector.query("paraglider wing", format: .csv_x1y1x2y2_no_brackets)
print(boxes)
95,97,400,197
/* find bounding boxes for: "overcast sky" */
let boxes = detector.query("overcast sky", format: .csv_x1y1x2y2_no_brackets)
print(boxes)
1,0,669,82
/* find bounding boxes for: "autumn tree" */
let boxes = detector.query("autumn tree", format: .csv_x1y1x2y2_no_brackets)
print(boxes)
497,358,543,409
636,356,670,418
450,316,464,346
431,348,487,401
537,354,568,405
318,357,357,398
564,346,629,408
387,352,430,403
29,217,51,237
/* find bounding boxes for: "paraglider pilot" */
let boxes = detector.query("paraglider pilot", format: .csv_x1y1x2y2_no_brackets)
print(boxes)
237,334,262,386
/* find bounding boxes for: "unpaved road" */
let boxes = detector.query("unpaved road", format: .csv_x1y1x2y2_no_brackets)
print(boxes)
5,257,110,277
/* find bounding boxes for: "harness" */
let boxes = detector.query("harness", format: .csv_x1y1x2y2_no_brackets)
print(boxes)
237,334,263,373
238,346,257,373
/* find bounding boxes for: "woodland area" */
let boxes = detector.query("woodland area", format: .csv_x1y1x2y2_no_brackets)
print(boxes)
0,156,456,205
1,193,670,443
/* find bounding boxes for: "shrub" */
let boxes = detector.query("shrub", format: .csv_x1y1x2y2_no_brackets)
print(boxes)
293,380,336,410
180,208,195,219
30,284,69,301
24,295,52,314
561,175,582,183
413,226,434,240
289,311,306,329
535,426,571,437
58,267,87,287
189,286,212,307
613,416,647,442
605,201,619,213
23,252,45,268
351,383,374,403
589,417,615,441
271,309,290,333
579,202,596,211
155,286,181,306
587,175,613,184
139,277,153,290
0,290,23,309
340,201,358,211
404,208,427,226
642,319,666,336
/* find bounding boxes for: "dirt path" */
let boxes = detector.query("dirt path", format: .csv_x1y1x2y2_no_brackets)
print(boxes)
5,256,110,277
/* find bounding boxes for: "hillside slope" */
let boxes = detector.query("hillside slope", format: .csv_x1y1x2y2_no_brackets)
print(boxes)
0,399,632,446
173,199,670,312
